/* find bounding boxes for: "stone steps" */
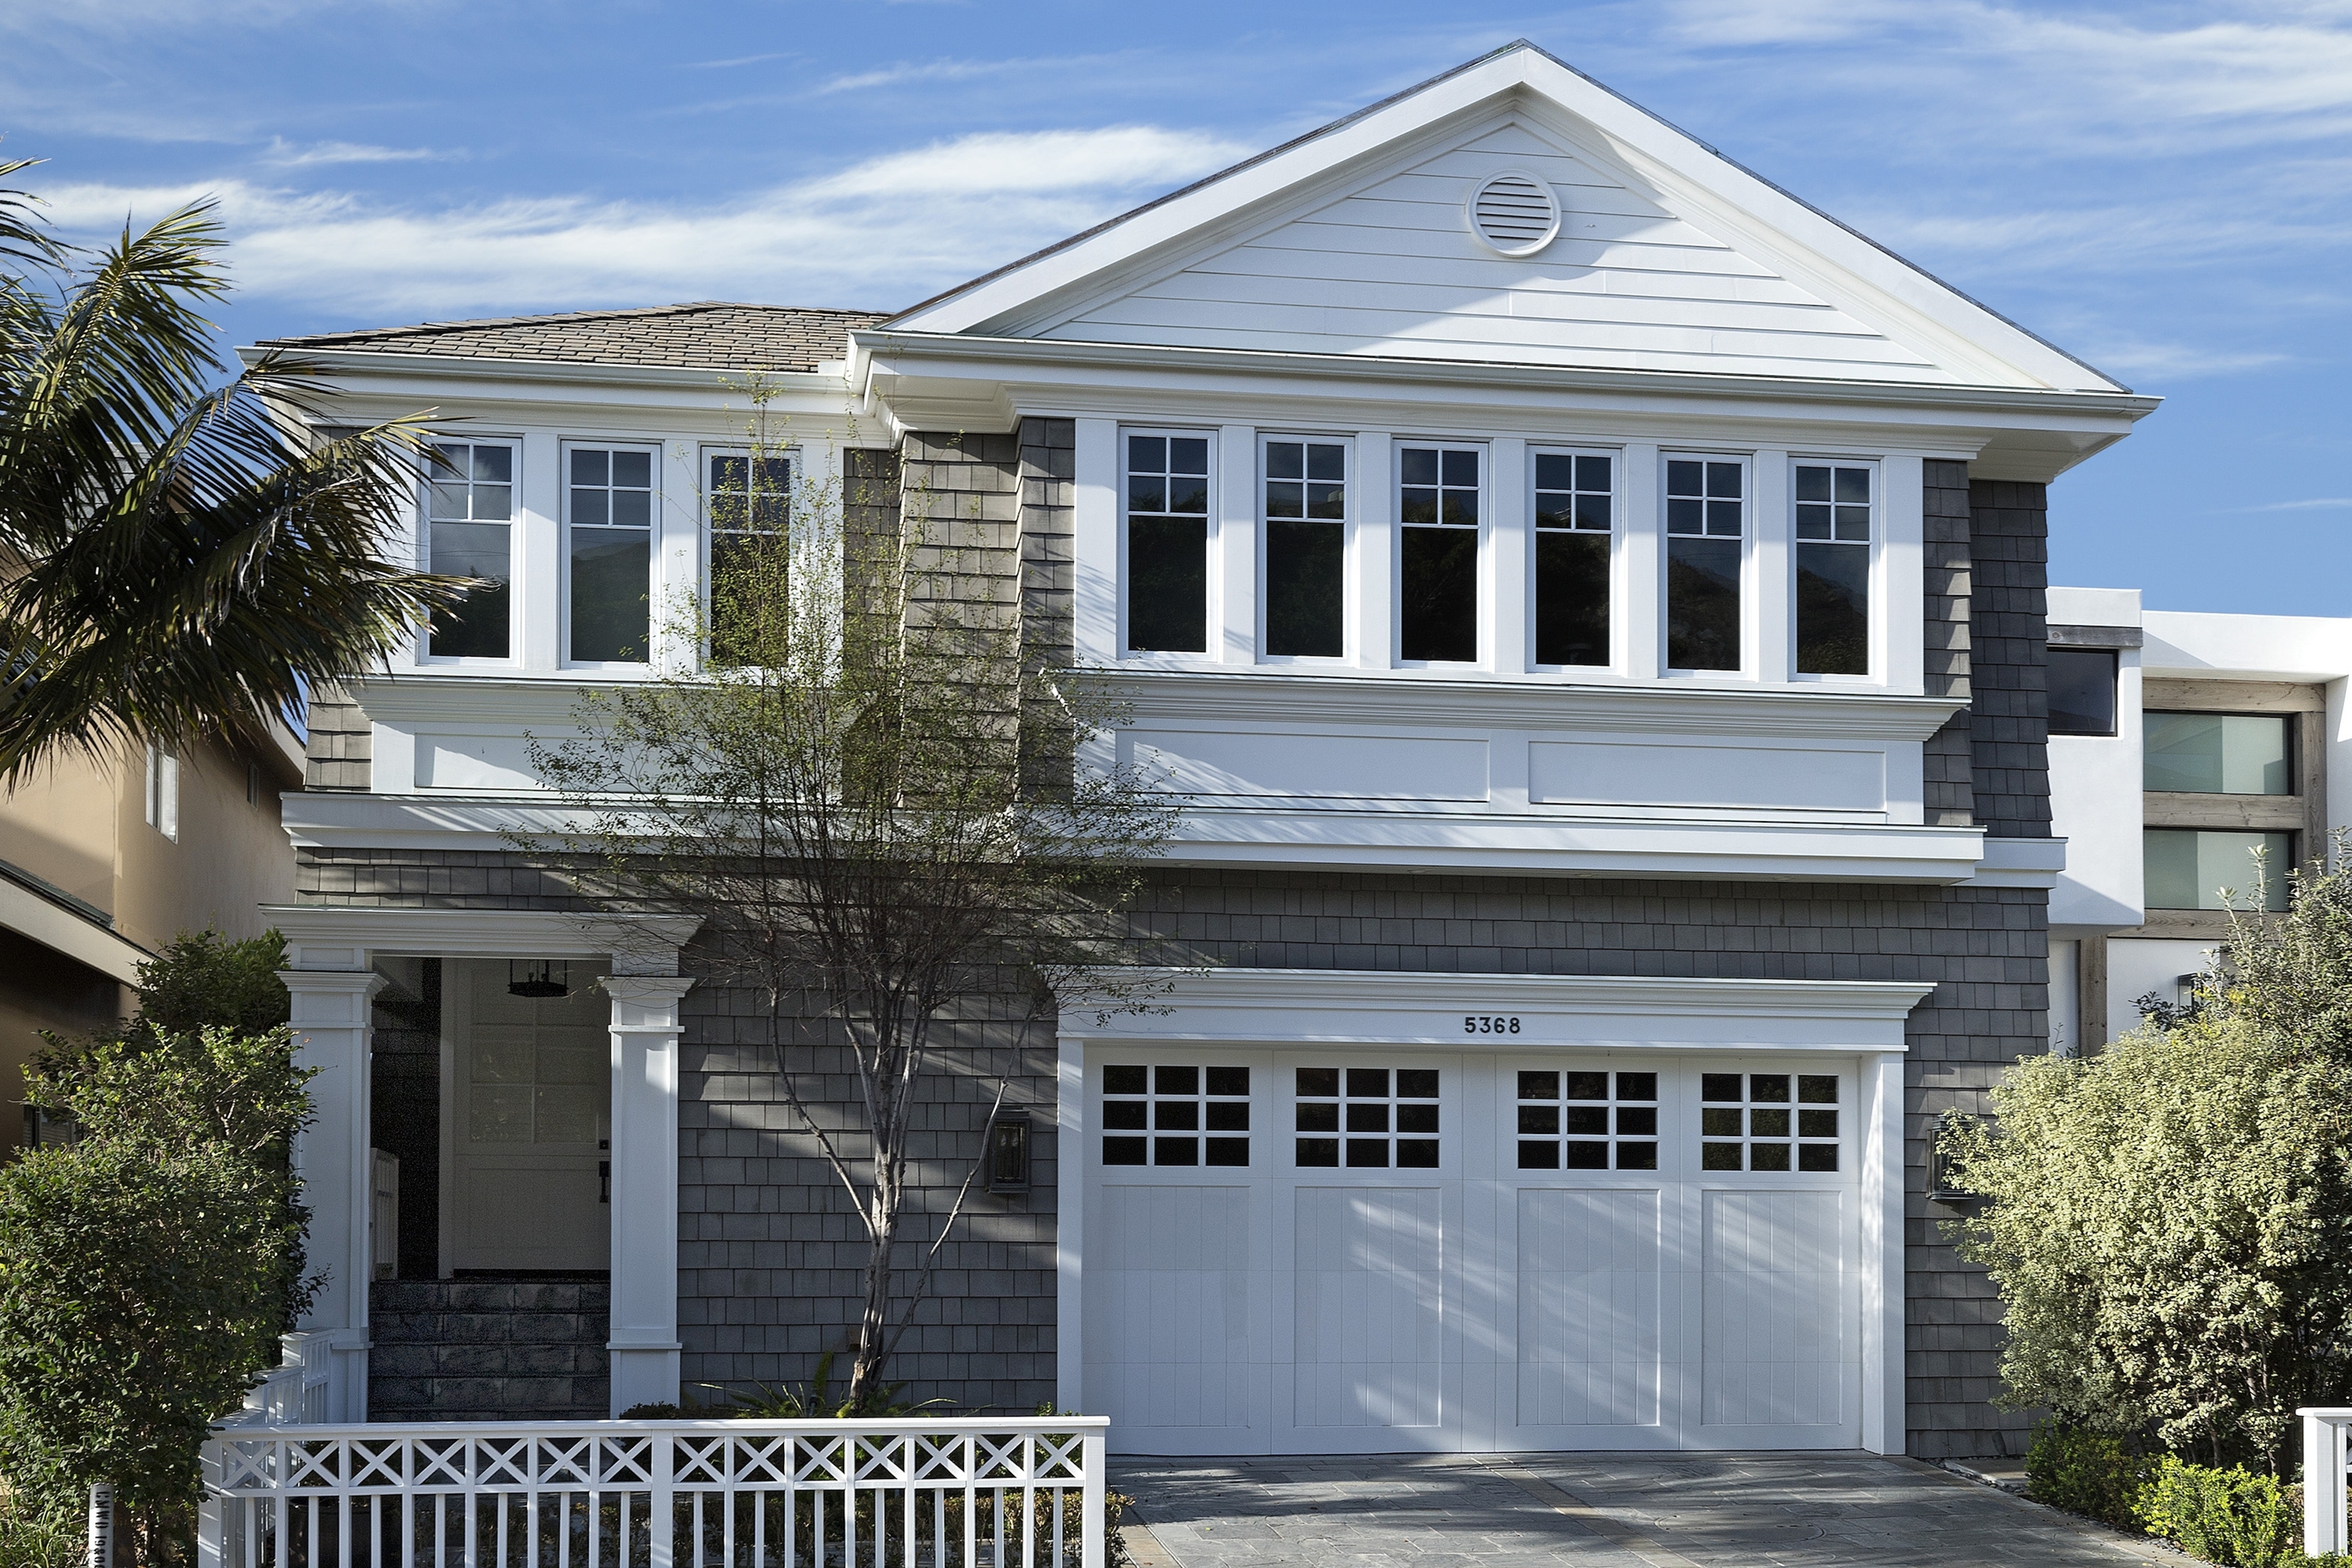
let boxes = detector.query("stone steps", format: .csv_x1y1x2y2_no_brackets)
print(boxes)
368,1279,609,1420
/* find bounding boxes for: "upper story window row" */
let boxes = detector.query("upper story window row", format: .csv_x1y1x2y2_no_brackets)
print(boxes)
1118,430,1889,684
419,440,793,669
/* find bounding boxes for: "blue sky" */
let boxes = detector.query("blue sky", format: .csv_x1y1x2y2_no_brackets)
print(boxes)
4,0,2347,615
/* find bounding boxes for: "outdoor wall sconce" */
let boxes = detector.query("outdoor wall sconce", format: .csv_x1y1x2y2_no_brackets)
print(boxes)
1928,1145,1983,1207
508,959,570,999
986,1110,1031,1196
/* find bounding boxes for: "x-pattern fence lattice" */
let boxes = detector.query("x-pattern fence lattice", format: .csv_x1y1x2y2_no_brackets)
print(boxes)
200,1419,1108,1568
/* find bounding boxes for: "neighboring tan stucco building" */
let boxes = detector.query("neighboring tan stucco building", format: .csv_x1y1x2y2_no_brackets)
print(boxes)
0,721,306,1145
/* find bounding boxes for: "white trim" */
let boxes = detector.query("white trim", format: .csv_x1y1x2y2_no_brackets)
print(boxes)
0,876,148,985
559,438,662,671
1969,835,2068,889
603,974,693,1414
265,904,703,974
1055,1033,1085,1418
1063,967,1935,1051
1254,429,1356,666
1860,1050,1905,1455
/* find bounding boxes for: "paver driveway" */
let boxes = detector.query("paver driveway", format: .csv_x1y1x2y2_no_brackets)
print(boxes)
1112,1453,2173,1568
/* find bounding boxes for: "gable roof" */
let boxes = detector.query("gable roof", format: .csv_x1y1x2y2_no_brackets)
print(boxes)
887,42,2127,395
259,301,889,373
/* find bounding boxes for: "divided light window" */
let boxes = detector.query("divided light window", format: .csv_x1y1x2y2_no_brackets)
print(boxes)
1295,1066,1438,1168
1532,451,1611,667
1398,445,1480,663
567,446,656,664
1262,437,1346,659
425,440,515,659
1125,433,1210,654
707,450,790,665
1664,457,1743,672
1102,1064,1249,1167
1793,462,1871,676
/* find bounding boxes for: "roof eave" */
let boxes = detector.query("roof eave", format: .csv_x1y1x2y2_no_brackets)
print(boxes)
234,344,857,390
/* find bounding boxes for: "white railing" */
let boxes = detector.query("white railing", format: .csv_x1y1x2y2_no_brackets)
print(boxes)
227,1334,336,1430
2306,1407,2352,1557
199,1418,1108,1568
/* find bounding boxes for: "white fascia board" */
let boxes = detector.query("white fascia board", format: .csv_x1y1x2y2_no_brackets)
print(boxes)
264,903,702,971
2048,586,2143,629
887,45,2128,397
1120,669,1961,739
1968,835,2068,889
280,790,1990,882
252,353,860,431
1067,966,1935,1051
0,878,148,985
855,331,2152,482
1159,808,1988,882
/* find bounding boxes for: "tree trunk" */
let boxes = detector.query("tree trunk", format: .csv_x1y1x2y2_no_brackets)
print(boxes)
849,1162,905,1409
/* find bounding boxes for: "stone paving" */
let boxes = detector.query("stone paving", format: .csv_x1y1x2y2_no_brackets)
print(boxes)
1112,1453,2177,1568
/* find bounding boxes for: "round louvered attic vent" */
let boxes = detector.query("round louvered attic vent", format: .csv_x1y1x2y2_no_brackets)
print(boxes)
1468,170,1561,257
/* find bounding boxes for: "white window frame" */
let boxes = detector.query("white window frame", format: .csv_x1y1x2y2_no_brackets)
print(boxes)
1117,425,1219,665
696,443,803,662
145,743,179,842
1787,455,1882,684
417,435,523,668
1525,444,1621,675
1659,450,1752,679
1392,438,1488,670
561,438,663,671
1255,431,1353,666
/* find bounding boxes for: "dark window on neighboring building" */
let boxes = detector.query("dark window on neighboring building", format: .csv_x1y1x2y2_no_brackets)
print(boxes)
2046,648,2118,736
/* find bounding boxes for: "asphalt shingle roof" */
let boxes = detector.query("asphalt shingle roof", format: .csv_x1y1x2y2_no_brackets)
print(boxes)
258,301,892,373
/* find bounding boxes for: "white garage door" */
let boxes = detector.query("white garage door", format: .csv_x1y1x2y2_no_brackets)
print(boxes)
1081,1053,1861,1454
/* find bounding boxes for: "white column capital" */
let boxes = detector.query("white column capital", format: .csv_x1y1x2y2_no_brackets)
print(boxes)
599,974,696,1013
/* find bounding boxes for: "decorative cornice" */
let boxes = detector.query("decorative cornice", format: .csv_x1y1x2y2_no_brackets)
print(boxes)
1068,966,1935,1051
265,904,703,972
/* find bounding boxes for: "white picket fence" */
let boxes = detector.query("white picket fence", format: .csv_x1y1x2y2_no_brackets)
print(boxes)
2306,1407,2352,1557
198,1418,1109,1568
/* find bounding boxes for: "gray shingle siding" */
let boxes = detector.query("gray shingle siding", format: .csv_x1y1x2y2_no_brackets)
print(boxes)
1922,460,1974,827
1967,480,2051,839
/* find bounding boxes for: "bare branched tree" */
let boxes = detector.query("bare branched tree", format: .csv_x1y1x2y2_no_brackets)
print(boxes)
522,393,1180,1408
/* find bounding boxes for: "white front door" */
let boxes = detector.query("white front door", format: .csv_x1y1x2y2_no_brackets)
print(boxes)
439,958,612,1274
1082,1051,1862,1454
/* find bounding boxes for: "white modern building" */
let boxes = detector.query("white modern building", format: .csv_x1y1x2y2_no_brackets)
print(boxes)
2046,587,2351,1056
251,43,2160,1459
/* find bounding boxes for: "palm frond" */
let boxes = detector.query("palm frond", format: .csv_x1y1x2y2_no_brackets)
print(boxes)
0,176,465,783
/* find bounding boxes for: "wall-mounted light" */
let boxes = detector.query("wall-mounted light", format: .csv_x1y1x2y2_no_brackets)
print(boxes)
508,959,570,999
1928,1145,1982,1207
986,1111,1031,1196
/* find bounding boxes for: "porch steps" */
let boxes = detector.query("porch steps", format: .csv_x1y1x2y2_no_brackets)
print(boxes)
368,1279,610,1420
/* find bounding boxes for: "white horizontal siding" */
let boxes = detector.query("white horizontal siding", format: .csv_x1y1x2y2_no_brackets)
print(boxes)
1041,119,1956,383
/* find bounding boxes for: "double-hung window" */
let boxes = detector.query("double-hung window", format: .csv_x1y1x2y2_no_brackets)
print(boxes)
1532,450,1612,667
1398,444,1480,663
1262,436,1346,659
1794,462,1872,676
1124,432,1212,654
1664,456,1743,672
567,445,656,664
706,450,791,665
424,440,516,659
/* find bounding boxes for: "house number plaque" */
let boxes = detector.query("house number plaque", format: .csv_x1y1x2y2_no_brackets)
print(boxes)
1463,1015,1522,1034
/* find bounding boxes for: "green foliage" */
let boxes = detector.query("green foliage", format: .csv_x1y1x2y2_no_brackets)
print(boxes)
2140,1455,2300,1567
2024,1423,2153,1530
0,1138,296,1530
129,927,287,1038
703,1351,949,1419
1942,1013,2352,1468
1944,850,2352,1472
0,1492,78,1568
0,157,460,781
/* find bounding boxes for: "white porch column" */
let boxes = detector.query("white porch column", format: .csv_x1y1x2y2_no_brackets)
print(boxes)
603,973,694,1414
1860,1048,1908,1455
278,961,386,1423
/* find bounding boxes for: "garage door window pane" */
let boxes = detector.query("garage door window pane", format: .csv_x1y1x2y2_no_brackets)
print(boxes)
1298,1066,1438,1167
1517,1070,1658,1170
1105,1064,1249,1167
1701,1072,1839,1172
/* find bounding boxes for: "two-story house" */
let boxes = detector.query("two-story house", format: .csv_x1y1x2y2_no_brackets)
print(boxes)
254,43,2153,1459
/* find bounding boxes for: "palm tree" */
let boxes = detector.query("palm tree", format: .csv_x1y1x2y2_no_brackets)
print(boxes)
0,156,460,782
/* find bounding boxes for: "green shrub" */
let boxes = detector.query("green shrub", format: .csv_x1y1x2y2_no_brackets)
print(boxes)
126,928,288,1038
2140,1455,2299,1567
2025,1424,2153,1530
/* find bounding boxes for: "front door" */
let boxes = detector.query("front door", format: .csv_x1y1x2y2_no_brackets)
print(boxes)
439,957,611,1273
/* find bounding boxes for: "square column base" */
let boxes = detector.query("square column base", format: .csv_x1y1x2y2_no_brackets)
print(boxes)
609,1342,684,1415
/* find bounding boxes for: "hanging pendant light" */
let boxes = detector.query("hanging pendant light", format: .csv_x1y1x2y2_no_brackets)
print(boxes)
507,959,570,999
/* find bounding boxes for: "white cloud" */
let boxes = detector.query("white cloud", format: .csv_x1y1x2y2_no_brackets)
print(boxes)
259,138,446,168
2236,497,2352,511
34,125,1251,320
